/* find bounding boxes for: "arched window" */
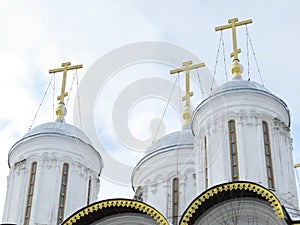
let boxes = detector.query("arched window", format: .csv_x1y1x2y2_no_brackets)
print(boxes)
87,176,91,205
204,136,208,189
228,120,239,181
57,163,69,225
172,177,179,225
24,162,37,225
262,121,275,189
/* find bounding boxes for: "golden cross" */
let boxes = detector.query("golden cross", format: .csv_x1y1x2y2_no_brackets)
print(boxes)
170,60,205,126
215,18,252,61
49,62,83,121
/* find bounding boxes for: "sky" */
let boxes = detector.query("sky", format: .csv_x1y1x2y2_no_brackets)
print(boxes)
1,0,300,220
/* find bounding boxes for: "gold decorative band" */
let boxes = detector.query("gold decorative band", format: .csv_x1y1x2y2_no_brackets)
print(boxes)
62,199,169,225
180,182,284,225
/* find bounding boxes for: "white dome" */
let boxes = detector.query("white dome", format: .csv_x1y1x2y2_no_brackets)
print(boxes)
22,122,93,145
193,78,290,127
9,122,103,175
211,79,287,109
211,77,273,96
144,127,194,157
212,78,270,94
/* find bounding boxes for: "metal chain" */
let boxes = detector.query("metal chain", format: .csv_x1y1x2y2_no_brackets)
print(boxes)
152,73,179,143
211,31,223,91
29,74,55,131
75,70,83,129
66,70,77,107
221,30,228,82
246,26,264,86
246,25,251,81
178,74,182,115
196,68,206,98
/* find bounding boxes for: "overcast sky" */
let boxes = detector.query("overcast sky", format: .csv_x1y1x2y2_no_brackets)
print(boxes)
1,0,300,219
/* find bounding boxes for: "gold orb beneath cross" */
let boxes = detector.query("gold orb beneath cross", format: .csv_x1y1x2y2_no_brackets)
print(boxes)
230,60,244,78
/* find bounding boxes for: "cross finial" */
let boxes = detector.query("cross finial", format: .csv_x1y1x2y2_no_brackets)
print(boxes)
170,60,205,127
215,18,252,78
49,62,83,122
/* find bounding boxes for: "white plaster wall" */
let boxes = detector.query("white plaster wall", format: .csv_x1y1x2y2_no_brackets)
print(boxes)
2,159,28,225
192,84,298,208
2,132,102,225
132,147,196,223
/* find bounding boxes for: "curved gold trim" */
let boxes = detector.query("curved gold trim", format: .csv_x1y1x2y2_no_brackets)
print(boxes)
62,199,169,225
180,182,284,225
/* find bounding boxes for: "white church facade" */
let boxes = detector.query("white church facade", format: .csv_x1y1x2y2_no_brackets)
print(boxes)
2,18,300,225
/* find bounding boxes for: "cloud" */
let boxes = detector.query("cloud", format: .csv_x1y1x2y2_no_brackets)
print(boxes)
1,0,300,219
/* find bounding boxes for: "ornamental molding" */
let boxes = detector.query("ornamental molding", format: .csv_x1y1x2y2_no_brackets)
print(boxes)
12,152,98,178
272,118,290,138
134,158,195,189
196,110,268,134
180,182,284,225
151,184,157,194
13,158,27,174
62,199,169,225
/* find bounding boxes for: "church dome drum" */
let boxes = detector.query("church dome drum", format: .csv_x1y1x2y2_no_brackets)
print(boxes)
3,121,103,225
191,77,298,210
